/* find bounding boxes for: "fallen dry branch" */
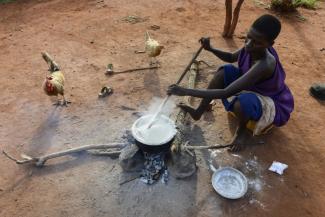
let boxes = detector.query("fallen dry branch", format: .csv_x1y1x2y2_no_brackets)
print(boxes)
87,149,121,156
183,144,233,150
2,143,127,167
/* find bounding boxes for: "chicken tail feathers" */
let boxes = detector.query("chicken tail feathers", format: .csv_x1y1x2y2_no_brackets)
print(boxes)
41,52,61,73
145,31,151,41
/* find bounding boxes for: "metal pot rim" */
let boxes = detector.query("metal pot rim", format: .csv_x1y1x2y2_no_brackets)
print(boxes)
131,114,177,146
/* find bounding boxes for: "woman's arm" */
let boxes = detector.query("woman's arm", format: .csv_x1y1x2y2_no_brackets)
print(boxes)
208,47,242,63
168,59,271,99
200,37,242,63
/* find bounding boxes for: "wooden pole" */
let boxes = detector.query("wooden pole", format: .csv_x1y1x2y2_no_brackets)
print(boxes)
227,0,244,37
223,0,233,37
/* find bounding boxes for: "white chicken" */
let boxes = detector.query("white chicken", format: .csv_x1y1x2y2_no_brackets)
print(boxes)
144,31,164,65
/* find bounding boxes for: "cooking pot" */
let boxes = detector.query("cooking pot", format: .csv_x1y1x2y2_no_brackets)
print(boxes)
131,114,177,153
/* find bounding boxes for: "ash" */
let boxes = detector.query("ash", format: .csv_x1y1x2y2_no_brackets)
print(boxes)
140,151,168,185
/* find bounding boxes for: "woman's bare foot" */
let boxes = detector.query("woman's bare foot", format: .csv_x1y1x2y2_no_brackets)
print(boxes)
177,103,201,120
228,127,251,152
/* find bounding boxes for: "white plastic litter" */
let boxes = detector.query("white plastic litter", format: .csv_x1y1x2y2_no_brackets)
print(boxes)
268,161,288,175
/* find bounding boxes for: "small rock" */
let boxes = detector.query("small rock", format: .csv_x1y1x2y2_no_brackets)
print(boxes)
119,144,144,172
169,150,196,179
150,25,160,31
175,7,186,12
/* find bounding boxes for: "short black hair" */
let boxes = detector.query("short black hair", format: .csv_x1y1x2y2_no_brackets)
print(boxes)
252,14,281,42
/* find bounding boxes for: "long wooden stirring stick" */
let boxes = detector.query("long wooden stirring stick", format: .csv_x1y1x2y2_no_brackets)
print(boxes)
147,45,204,129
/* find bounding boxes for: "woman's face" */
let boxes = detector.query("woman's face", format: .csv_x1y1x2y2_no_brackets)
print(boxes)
245,27,271,54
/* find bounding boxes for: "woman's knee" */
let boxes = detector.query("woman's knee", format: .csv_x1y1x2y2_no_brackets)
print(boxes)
236,94,262,121
232,100,244,117
211,66,225,82
207,66,225,89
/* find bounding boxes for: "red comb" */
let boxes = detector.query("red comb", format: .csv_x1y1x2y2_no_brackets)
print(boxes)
46,81,54,92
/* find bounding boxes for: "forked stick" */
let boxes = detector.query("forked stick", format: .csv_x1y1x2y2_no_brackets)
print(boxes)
2,143,127,167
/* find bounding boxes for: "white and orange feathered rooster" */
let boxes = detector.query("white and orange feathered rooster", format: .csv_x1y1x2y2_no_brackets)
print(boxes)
41,52,70,106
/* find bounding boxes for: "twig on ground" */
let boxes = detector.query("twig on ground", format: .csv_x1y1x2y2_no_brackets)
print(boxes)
134,50,146,54
106,65,160,75
119,175,140,185
197,60,213,68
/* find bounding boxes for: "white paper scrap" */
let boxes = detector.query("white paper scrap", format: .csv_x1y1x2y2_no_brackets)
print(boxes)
268,161,288,175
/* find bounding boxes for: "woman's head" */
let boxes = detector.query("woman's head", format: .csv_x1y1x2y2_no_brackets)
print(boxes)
245,14,281,54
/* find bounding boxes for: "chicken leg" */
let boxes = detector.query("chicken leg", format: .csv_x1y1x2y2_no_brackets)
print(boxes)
53,94,71,106
61,95,71,106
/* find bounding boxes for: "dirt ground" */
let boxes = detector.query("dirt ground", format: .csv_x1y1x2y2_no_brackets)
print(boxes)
0,0,325,216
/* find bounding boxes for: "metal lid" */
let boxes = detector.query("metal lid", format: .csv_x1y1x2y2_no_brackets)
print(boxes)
211,167,248,199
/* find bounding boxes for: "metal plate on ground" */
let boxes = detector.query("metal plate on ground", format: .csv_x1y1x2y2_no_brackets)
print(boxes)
211,167,248,199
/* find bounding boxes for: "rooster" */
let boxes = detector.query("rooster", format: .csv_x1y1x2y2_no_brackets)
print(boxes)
41,52,70,106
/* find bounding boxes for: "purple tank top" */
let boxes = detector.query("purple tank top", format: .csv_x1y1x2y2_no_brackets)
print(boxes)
238,47,294,126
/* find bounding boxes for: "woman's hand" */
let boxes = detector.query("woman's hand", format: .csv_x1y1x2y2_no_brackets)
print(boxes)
199,37,212,51
167,84,188,96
